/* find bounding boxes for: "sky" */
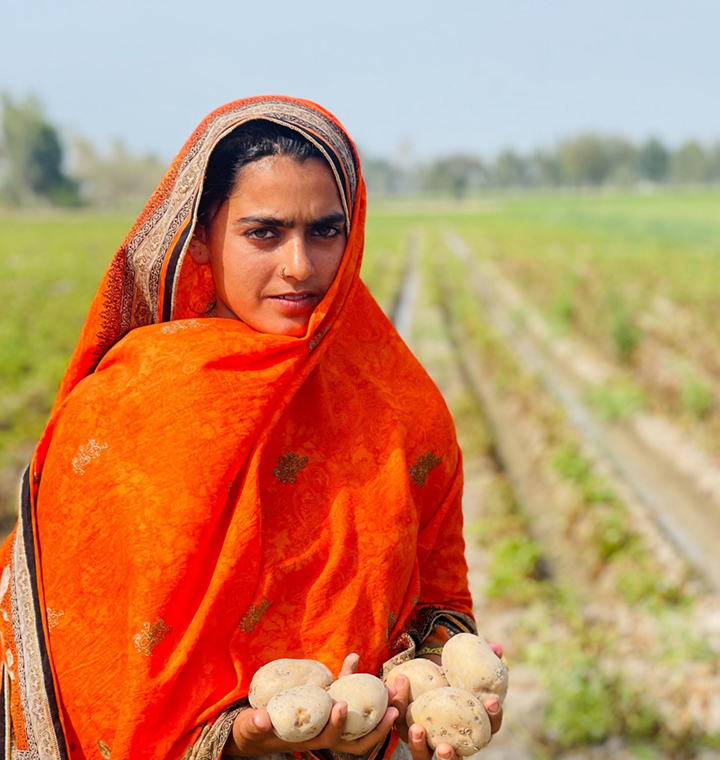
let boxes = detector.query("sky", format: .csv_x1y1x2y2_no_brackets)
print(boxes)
2,0,719,161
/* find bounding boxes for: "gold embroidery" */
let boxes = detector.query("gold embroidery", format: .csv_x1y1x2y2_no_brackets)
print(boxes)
385,610,398,644
72,439,108,475
409,451,442,487
97,740,112,758
308,326,330,352
160,319,204,335
411,596,419,607
239,599,273,633
46,608,65,630
273,452,308,484
133,618,172,657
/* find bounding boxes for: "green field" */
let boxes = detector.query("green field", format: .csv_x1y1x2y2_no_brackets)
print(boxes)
2,192,720,755
2,192,719,518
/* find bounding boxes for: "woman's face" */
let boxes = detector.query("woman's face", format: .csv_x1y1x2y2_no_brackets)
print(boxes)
189,155,347,337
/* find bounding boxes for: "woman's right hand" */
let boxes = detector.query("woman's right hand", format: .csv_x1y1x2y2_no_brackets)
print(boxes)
224,699,398,757
224,654,399,757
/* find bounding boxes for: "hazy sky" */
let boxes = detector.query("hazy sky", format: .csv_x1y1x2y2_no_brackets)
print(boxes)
2,0,719,161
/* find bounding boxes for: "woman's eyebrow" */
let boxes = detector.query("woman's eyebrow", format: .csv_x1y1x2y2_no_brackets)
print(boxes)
312,213,346,227
237,215,293,227
236,213,346,228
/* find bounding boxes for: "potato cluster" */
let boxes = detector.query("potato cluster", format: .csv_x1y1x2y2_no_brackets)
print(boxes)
249,659,388,743
385,633,508,756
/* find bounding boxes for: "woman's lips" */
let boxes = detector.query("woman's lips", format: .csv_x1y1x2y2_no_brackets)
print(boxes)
267,292,319,314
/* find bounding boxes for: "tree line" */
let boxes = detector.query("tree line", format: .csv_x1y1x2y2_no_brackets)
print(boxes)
2,93,719,208
0,94,166,209
364,135,720,196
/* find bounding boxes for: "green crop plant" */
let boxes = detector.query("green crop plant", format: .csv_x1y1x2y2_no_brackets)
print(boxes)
587,380,645,421
485,534,547,605
680,376,715,420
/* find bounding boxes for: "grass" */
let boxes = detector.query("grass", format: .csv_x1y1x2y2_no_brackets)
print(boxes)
443,191,720,454
0,213,132,515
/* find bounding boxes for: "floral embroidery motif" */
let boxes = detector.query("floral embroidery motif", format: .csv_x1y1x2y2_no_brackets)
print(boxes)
160,318,205,335
133,618,172,657
239,599,273,633
273,452,308,484
308,326,330,352
72,439,108,475
385,610,398,644
46,608,65,630
97,740,112,759
409,451,442,487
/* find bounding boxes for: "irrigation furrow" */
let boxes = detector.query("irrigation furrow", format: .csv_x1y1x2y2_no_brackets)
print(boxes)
443,231,720,594
386,230,720,757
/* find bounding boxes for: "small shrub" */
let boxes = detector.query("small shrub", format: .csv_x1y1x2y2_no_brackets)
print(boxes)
594,508,633,559
588,380,645,421
485,535,545,604
681,377,715,420
550,286,575,329
550,443,592,485
540,647,663,749
606,293,641,363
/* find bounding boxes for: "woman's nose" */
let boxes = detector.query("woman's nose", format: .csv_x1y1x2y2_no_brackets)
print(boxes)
280,234,314,281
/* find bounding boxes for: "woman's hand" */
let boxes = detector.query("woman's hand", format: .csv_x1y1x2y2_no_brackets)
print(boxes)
393,640,504,760
224,654,399,757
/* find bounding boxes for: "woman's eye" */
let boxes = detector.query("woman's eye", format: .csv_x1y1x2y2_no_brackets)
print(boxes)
246,228,277,240
313,225,341,238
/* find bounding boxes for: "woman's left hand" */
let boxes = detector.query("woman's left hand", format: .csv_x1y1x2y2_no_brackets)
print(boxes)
390,640,504,760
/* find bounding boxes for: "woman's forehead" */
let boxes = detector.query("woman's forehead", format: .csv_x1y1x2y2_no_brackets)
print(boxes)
228,155,346,224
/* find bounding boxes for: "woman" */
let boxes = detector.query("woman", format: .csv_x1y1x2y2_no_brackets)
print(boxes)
0,97,502,760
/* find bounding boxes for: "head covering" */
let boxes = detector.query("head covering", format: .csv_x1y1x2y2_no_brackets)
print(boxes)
0,97,471,760
54,96,361,407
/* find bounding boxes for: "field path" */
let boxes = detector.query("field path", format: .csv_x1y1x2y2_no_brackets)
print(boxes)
443,231,720,594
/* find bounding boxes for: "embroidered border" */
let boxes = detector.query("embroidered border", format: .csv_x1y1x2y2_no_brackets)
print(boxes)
11,469,69,759
180,701,247,760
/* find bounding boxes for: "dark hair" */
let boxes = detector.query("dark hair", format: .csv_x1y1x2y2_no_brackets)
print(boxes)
196,120,324,228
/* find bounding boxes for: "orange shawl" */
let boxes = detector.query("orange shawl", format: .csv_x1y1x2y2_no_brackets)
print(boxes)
0,97,472,760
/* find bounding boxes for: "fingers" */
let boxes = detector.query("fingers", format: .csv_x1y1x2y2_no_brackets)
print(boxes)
407,723,434,760
483,698,503,735
336,705,399,755
434,743,459,760
240,708,273,737
339,653,359,678
488,641,503,659
229,708,276,755
389,675,410,712
388,675,411,742
310,700,348,747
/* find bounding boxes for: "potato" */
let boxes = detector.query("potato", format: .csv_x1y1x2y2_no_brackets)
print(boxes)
249,659,334,709
267,685,333,742
406,687,491,756
384,659,449,701
442,633,508,705
328,673,388,740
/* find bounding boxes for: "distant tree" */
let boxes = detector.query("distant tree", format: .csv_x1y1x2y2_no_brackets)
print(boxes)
638,138,669,182
494,149,527,188
708,141,720,182
558,134,613,186
422,155,485,198
605,137,638,185
72,137,166,209
527,149,561,187
0,93,79,206
672,140,709,183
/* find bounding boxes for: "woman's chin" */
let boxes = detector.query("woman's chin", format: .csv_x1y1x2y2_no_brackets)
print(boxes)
250,315,310,338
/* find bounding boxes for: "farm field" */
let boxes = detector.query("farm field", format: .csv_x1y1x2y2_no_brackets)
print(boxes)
1,192,720,757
